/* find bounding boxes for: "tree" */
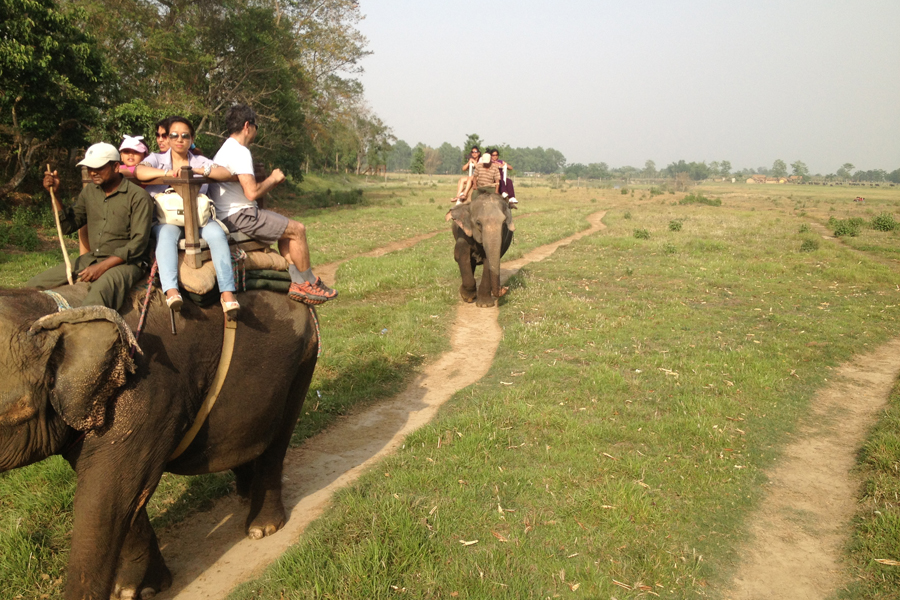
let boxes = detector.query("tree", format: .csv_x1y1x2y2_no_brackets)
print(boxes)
720,160,731,177
410,145,425,174
643,160,656,178
424,147,442,177
791,160,809,179
772,159,787,178
709,161,720,177
437,142,460,174
387,140,412,172
0,0,109,197
836,163,855,179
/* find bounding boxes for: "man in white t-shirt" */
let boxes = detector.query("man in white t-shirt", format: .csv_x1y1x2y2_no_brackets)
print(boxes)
210,104,336,305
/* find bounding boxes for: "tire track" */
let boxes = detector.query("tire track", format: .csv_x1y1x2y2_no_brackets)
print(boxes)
157,211,607,599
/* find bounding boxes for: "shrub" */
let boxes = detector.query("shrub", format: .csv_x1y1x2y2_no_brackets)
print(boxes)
800,238,819,252
798,224,810,234
662,242,677,254
623,211,632,220
668,220,682,232
9,223,40,251
832,218,861,237
649,187,662,197
679,193,721,206
621,187,629,195
871,213,899,232
633,228,650,239
590,198,597,203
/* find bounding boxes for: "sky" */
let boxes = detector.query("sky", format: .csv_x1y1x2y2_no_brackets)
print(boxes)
355,0,900,174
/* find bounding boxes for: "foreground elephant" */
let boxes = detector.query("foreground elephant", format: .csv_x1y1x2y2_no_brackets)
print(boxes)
0,285,318,599
447,190,515,307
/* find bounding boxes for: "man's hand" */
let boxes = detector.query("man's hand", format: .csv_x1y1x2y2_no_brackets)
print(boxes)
270,168,286,185
76,256,124,283
43,170,60,194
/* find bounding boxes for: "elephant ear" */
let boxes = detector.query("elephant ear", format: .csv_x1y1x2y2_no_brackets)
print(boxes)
504,203,516,232
29,307,139,431
447,204,474,238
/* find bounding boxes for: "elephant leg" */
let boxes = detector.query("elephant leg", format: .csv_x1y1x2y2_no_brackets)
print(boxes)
475,264,496,307
64,452,165,600
245,356,316,539
454,238,477,303
113,506,172,600
233,462,254,500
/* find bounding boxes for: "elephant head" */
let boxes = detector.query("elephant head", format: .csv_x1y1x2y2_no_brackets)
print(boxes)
0,300,139,470
447,192,515,300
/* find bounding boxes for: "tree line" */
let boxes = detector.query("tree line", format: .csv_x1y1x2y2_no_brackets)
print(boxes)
385,134,566,176
0,0,393,199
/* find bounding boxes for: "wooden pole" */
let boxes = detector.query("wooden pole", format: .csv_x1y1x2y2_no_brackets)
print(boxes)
46,165,74,285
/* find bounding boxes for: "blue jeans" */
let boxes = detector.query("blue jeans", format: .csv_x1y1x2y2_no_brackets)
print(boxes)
153,223,236,294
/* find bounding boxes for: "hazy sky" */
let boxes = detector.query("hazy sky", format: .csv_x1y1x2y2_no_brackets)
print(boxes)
356,1,899,174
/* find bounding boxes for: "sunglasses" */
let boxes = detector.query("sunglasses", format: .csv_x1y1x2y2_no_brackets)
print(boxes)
156,132,167,138
168,132,192,140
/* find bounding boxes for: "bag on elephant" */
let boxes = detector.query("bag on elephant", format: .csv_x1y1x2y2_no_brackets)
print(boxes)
154,188,216,228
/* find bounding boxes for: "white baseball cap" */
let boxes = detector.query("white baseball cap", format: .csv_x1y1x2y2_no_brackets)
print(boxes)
76,143,121,168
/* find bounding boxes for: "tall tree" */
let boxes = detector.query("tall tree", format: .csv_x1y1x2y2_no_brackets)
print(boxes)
643,159,656,178
720,160,731,177
0,0,109,197
836,162,855,179
791,160,809,179
410,145,425,174
772,159,787,178
387,140,412,172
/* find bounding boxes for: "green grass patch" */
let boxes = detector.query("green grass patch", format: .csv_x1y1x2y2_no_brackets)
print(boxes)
841,380,900,599
233,202,900,599
679,193,721,207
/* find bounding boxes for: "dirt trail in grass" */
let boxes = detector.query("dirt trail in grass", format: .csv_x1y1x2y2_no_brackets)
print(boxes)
726,338,900,599
156,211,607,599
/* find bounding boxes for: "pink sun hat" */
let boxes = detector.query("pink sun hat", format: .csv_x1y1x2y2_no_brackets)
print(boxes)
119,134,149,156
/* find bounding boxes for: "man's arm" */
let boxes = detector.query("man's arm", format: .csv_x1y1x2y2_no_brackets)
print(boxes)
43,171,86,235
237,169,285,205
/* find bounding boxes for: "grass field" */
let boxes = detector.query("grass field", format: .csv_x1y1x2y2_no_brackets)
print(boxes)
1,177,899,599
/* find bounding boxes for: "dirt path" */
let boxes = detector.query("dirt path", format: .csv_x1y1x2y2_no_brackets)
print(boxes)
725,338,900,599
156,211,607,599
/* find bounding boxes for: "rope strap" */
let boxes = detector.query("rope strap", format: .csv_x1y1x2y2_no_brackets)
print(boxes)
169,316,238,461
41,290,72,312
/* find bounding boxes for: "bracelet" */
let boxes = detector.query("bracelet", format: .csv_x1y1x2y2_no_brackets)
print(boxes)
203,164,212,177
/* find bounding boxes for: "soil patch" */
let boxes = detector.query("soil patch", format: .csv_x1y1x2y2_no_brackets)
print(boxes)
725,338,900,599
156,212,607,598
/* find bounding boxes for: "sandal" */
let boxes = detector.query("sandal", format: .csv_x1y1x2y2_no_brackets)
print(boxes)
221,297,240,320
166,293,183,312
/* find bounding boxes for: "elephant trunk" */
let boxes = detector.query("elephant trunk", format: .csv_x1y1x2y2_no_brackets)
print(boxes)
482,223,505,297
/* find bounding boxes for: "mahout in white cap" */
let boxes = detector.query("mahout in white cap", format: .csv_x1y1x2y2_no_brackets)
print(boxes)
76,143,121,169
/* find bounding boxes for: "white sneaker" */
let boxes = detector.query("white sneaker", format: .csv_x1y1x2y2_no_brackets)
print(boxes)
508,197,518,205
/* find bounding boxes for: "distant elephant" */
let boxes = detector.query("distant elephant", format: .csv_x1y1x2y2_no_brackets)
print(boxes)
0,285,318,599
446,190,515,307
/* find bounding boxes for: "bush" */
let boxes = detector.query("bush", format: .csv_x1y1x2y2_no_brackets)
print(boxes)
798,224,811,234
662,242,677,254
621,187,629,195
623,211,632,220
668,220,683,232
831,218,862,237
800,238,819,252
9,223,40,251
633,228,650,239
649,187,663,197
679,193,721,206
871,213,899,232
297,188,365,209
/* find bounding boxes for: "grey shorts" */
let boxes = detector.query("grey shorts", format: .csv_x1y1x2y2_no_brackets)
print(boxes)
220,206,289,246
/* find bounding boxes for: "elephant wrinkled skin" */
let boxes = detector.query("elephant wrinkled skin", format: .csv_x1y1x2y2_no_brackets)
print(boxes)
0,285,318,599
447,190,515,307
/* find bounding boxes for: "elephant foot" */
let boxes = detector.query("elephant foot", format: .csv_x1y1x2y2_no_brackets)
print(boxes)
114,508,172,600
112,547,172,600
475,296,496,308
459,285,477,303
246,491,286,539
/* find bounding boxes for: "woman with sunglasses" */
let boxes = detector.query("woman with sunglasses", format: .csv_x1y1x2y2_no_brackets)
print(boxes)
451,145,481,202
135,116,241,317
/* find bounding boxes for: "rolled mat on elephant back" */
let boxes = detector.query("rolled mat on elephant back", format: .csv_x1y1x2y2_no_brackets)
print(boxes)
183,270,292,307
177,250,290,295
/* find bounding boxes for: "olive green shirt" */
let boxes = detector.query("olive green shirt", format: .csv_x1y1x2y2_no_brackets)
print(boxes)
60,177,152,264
